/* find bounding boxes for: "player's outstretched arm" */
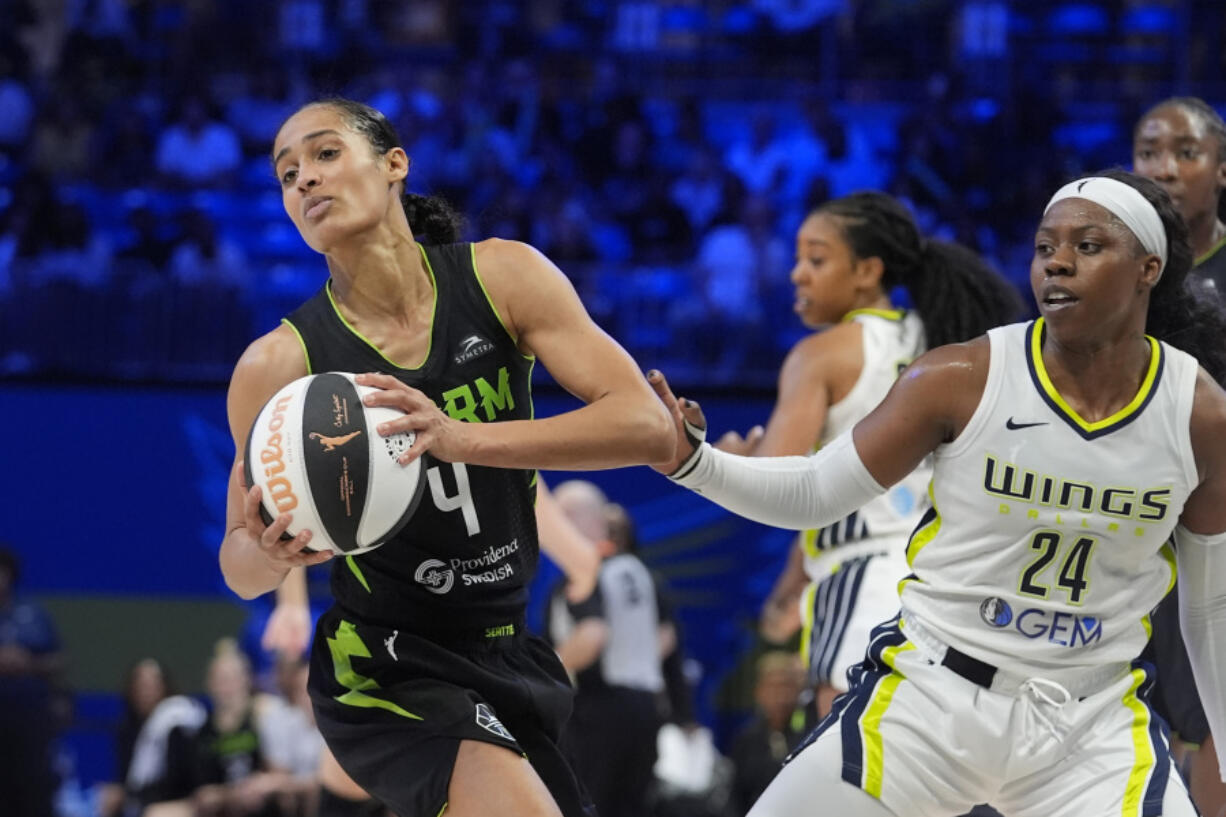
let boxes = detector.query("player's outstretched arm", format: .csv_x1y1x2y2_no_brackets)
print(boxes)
220,328,331,601
1177,368,1226,784
359,239,674,470
650,340,988,531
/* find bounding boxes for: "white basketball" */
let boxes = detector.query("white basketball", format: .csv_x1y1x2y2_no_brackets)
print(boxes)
243,372,425,555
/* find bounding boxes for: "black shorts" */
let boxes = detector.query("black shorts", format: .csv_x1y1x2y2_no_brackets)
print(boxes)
1144,587,1210,745
308,606,594,817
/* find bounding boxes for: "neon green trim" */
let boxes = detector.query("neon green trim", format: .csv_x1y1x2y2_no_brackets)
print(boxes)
1121,668,1154,817
281,319,313,374
1160,540,1178,595
345,556,371,594
798,581,818,671
842,307,905,322
1195,234,1226,267
434,802,448,817
470,243,534,362
1031,317,1161,433
861,642,915,797
323,242,437,370
905,482,940,568
800,528,820,559
327,620,422,720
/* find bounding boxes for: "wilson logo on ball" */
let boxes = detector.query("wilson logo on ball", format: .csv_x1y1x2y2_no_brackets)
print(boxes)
244,372,425,555
258,393,299,513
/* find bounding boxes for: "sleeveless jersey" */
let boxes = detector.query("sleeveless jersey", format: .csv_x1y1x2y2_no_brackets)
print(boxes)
284,242,537,636
901,319,1199,674
802,309,931,578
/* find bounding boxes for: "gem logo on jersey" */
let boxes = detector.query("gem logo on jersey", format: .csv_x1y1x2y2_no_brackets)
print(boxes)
475,703,514,741
414,559,455,594
977,597,1103,648
980,597,1013,627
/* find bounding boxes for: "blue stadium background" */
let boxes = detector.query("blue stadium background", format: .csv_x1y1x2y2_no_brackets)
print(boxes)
1,0,1223,808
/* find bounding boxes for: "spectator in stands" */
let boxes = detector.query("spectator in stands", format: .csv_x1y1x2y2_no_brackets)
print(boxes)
728,651,808,815
30,94,95,182
0,546,67,817
155,96,242,189
0,46,34,150
169,208,250,293
141,639,291,817
100,658,174,817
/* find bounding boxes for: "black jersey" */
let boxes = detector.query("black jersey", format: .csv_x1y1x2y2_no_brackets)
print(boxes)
1194,234,1226,299
284,242,537,636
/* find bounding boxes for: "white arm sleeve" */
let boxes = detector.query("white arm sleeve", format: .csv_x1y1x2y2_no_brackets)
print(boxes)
669,430,886,530
1175,524,1226,782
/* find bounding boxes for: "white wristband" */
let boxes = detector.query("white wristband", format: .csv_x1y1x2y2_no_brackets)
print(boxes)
670,431,885,531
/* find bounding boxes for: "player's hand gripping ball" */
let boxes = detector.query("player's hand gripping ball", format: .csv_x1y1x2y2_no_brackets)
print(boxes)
244,372,426,555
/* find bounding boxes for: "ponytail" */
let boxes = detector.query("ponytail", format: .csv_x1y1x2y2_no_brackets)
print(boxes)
908,239,1025,350
403,193,464,245
817,192,1023,351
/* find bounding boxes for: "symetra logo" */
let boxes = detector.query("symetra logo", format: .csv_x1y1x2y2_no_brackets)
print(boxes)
978,596,1103,648
454,334,495,365
414,559,454,594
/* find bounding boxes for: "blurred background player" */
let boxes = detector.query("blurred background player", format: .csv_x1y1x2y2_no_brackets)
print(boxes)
716,192,1021,718
1133,94,1226,817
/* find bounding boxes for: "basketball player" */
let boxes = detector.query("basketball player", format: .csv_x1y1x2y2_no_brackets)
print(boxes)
218,98,674,817
715,193,1019,718
1133,95,1226,817
651,169,1226,816
1134,97,1226,294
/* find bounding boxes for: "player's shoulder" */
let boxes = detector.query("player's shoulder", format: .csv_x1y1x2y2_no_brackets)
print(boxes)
1190,366,1226,442
782,322,862,376
903,335,990,385
229,324,308,403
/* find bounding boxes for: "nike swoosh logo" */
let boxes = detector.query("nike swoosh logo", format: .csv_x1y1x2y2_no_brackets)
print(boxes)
1006,418,1049,430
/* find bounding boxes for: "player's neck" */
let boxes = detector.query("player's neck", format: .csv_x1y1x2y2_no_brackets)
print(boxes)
327,232,433,327
1041,329,1153,423
1187,213,1226,260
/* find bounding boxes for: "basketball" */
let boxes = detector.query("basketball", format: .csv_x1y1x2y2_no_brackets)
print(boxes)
243,372,425,555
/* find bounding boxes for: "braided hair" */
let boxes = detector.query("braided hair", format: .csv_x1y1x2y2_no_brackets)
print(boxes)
1135,96,1226,222
814,192,1024,350
276,98,464,245
1092,168,1226,383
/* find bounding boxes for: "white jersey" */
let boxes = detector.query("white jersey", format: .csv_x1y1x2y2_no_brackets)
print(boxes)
901,319,1199,674
802,308,931,578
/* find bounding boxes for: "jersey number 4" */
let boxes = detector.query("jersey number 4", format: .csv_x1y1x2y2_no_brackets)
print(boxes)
426,463,481,536
1017,531,1095,605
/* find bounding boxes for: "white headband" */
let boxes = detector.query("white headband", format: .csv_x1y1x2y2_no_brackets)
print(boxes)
1044,176,1167,276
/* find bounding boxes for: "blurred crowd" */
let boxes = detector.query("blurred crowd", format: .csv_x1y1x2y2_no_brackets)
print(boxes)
2,0,1222,386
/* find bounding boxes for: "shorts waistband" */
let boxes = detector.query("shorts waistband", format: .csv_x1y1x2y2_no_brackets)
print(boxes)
330,606,525,649
899,608,1129,699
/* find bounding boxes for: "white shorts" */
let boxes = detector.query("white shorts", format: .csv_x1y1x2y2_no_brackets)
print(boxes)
778,615,1194,817
800,549,906,691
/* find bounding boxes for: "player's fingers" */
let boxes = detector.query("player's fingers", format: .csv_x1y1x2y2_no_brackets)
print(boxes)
260,513,296,550
646,369,681,416
244,484,267,533
678,396,707,440
747,424,766,444
354,372,404,391
235,459,249,492
399,428,432,465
